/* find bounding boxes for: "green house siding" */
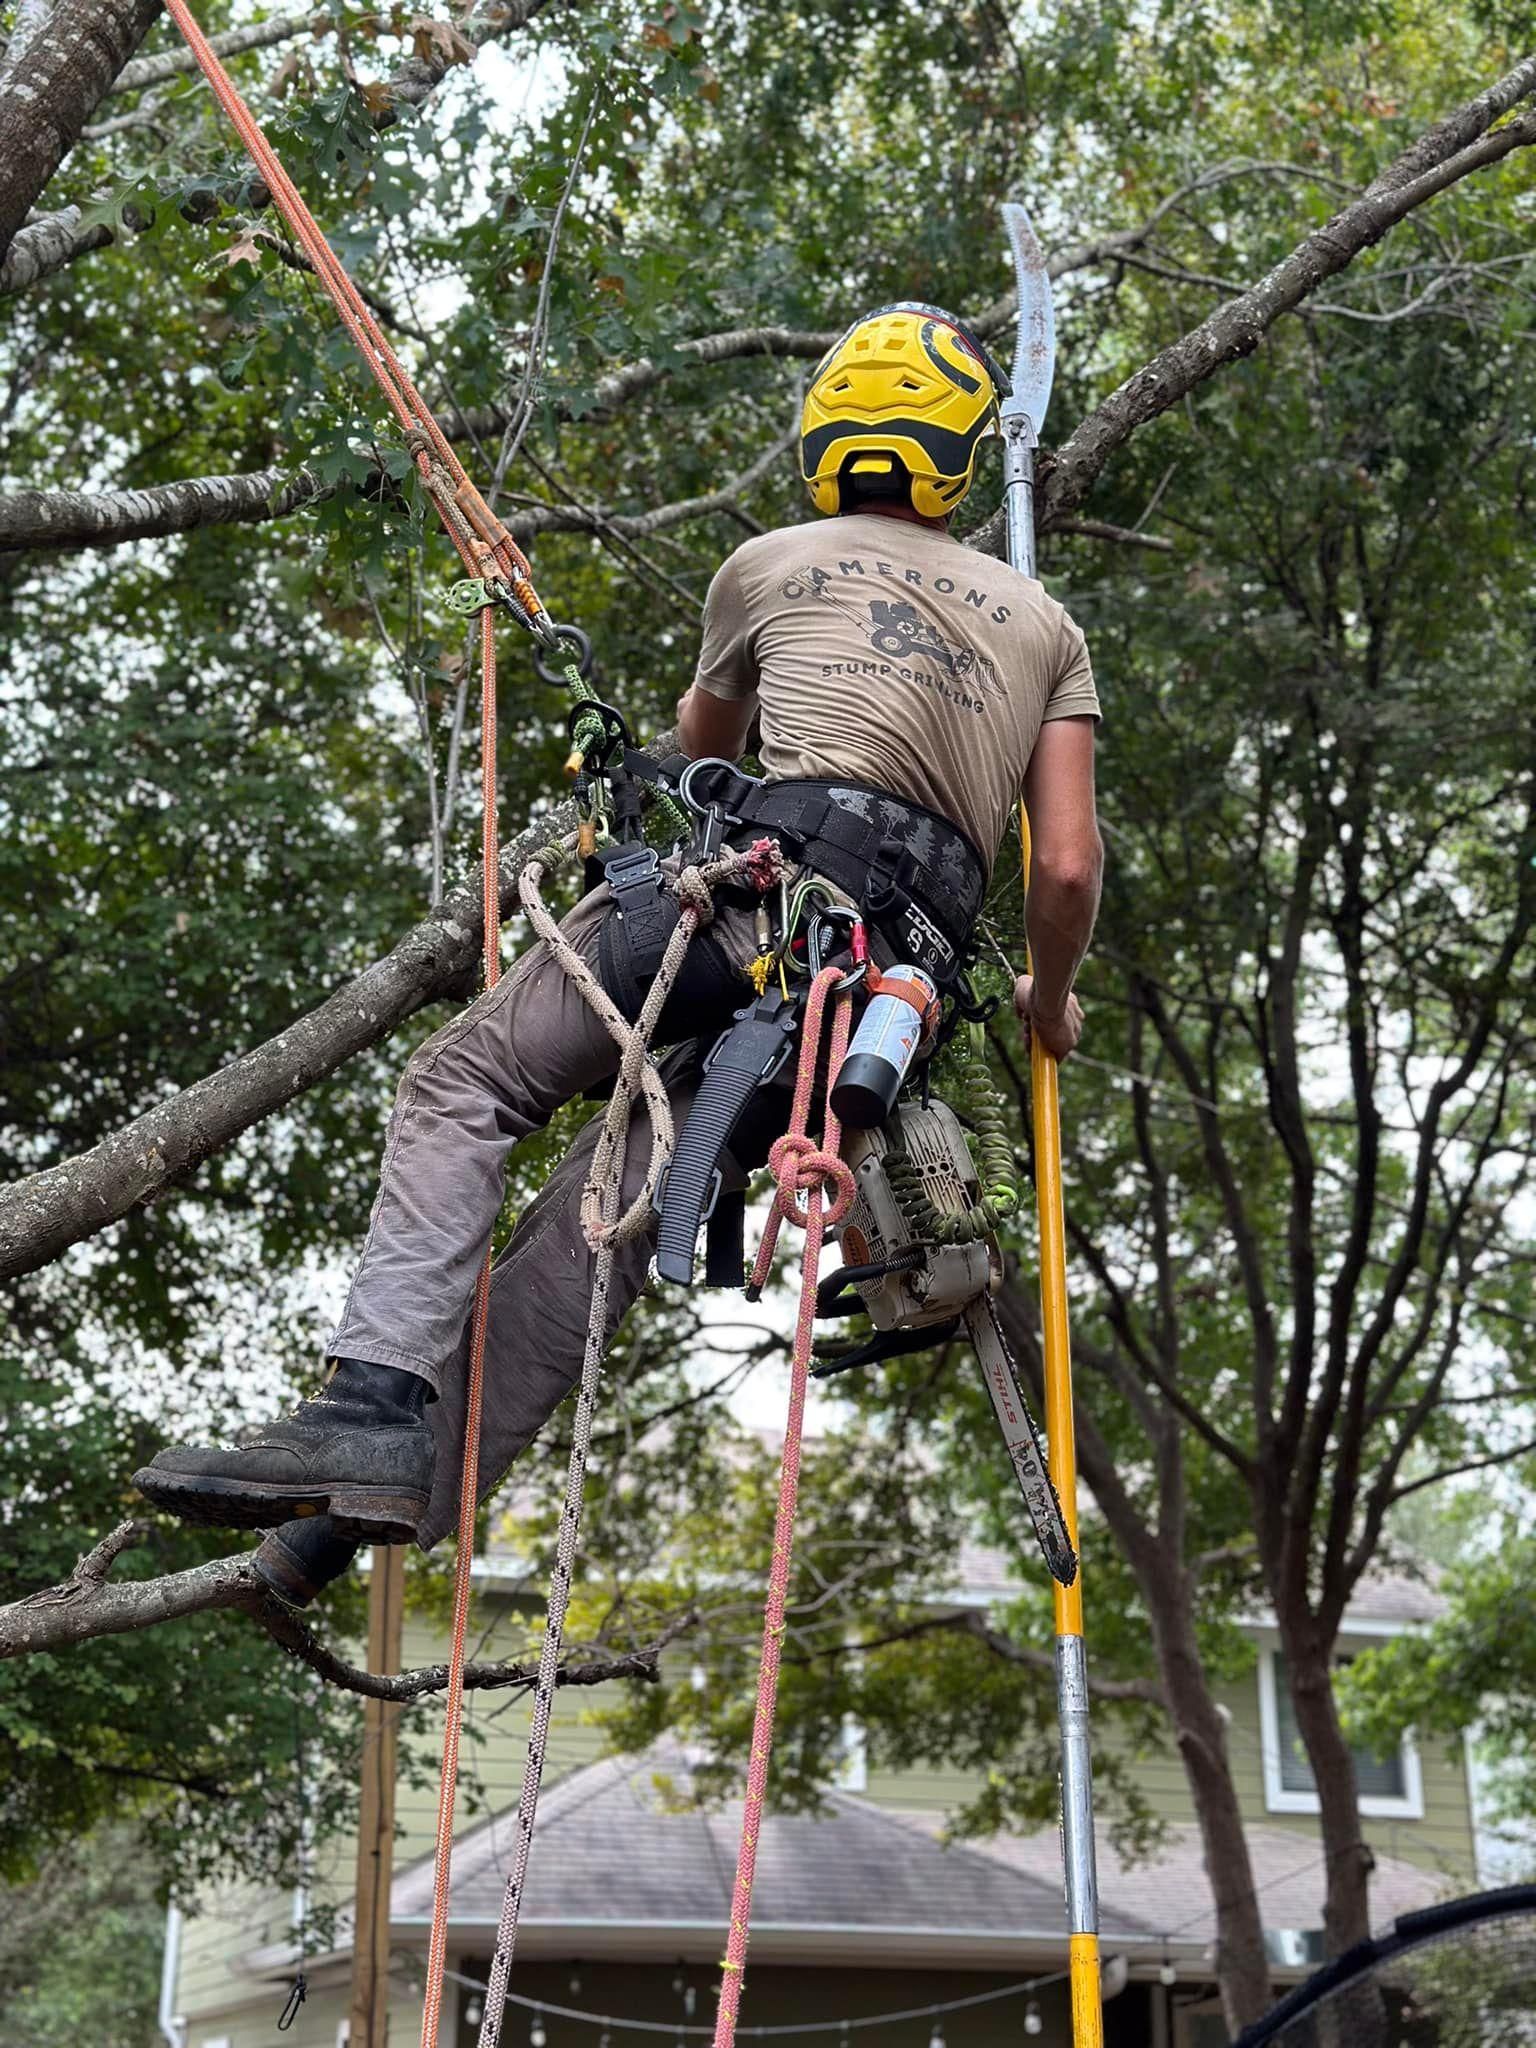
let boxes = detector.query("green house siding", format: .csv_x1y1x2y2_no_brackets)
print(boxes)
868,1653,1476,1883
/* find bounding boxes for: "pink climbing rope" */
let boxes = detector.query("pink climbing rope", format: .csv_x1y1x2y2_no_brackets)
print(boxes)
715,967,856,2048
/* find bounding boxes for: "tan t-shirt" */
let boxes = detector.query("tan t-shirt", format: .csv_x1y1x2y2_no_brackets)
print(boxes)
692,513,1100,877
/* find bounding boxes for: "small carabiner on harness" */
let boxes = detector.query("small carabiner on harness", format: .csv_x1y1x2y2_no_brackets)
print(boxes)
676,755,761,822
804,904,868,994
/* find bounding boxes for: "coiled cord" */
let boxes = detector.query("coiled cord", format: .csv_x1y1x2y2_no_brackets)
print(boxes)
887,1026,1020,1245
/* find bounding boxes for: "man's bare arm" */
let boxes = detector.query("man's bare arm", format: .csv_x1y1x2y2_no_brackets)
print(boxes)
1015,715,1103,1061
676,685,758,762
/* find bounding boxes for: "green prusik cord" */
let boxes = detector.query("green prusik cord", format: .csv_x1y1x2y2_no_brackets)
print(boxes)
888,1024,1020,1245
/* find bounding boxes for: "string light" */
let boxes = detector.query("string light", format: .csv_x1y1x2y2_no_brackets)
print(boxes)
464,1996,484,2029
1159,1958,1178,1987
437,1958,1070,2037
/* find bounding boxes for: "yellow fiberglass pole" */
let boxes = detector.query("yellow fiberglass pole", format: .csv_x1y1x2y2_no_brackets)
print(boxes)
1020,798,1103,2048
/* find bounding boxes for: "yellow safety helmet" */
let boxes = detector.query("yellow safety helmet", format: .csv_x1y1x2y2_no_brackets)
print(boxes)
800,301,1009,520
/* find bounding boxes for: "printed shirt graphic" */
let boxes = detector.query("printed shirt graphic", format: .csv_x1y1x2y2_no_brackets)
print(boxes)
692,513,1100,876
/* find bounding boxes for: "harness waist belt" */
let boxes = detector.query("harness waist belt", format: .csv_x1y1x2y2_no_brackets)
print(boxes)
677,765,987,983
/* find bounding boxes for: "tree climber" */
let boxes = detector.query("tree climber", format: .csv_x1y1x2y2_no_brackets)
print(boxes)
134,303,1104,1605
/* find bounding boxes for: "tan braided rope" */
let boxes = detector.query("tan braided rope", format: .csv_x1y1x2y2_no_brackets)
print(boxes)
475,836,782,2048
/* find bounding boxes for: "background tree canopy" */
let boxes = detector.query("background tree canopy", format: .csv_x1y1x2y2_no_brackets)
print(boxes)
3,0,1536,2036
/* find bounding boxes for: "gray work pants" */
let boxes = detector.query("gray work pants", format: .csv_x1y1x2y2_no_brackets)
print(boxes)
328,884,759,1548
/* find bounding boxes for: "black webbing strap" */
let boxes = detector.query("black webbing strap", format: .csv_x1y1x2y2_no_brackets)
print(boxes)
639,761,986,983
596,844,678,1021
655,993,800,1285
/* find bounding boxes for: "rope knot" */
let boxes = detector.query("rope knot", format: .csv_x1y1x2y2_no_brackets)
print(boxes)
767,1131,855,1231
673,864,717,923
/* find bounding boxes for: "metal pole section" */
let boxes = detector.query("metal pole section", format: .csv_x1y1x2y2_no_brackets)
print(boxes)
1001,402,1039,580
351,1542,406,2048
1019,803,1103,2048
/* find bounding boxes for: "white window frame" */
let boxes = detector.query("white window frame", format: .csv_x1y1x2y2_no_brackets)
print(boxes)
1256,1637,1423,1820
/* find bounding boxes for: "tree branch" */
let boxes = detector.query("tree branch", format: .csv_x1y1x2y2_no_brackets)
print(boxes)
1047,516,1174,552
967,59,1536,555
787,1605,1166,1706
110,7,325,94
0,785,594,1277
0,1518,678,1700
0,466,324,551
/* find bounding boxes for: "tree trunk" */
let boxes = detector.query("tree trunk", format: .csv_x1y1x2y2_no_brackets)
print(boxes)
1282,1637,1375,1955
0,0,163,262
1147,1592,1275,2031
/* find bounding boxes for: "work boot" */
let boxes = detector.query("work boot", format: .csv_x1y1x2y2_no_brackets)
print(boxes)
253,1515,364,1608
133,1358,434,1541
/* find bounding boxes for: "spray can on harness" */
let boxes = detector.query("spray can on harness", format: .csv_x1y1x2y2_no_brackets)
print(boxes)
830,964,939,1129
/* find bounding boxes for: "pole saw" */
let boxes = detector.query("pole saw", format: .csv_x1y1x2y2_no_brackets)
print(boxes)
1002,197,1105,2048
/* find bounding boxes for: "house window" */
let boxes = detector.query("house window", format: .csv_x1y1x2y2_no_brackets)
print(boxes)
1258,1647,1423,1819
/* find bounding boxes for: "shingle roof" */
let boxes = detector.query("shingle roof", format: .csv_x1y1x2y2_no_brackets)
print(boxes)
897,1813,1447,1951
384,1742,1450,1975
388,1741,1159,1964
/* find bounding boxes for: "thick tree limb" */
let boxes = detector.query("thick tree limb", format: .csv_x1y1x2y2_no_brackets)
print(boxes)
0,466,323,550
0,203,113,295
0,425,792,552
0,1518,669,1699
0,774,613,1276
0,0,163,264
0,0,59,91
968,63,1536,557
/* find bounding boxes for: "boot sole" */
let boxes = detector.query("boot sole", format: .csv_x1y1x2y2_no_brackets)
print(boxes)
132,1469,425,1544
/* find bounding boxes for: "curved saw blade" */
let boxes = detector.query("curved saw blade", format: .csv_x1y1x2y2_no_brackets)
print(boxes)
1001,200,1056,436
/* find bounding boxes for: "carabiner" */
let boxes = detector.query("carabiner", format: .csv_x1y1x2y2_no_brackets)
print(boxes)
676,755,761,821
806,905,868,993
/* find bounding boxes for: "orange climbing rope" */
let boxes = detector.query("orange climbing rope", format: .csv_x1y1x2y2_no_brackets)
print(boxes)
156,9,553,2043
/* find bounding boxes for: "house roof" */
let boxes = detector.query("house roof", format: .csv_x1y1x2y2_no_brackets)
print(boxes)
383,1740,1160,1968
899,1812,1447,1952
372,1742,1448,1976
